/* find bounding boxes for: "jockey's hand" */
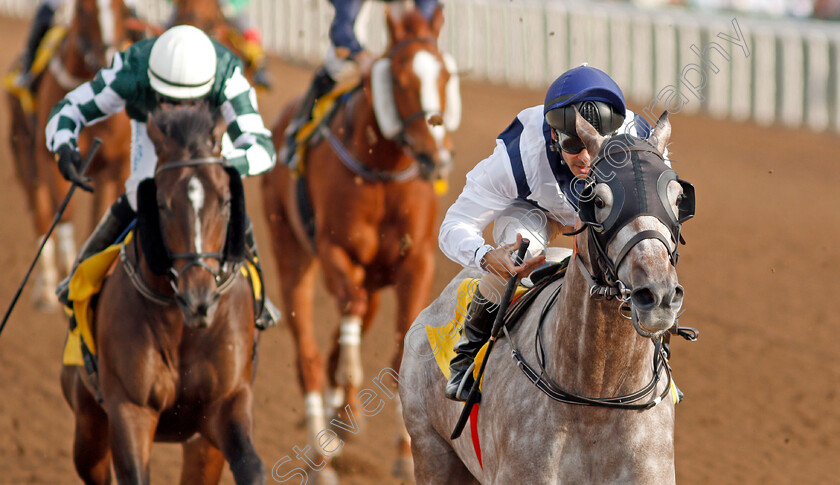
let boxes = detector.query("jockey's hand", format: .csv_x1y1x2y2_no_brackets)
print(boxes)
352,49,375,73
480,234,545,280
56,145,93,193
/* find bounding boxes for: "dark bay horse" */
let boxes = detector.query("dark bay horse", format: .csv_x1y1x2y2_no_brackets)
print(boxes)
262,5,459,482
7,0,132,310
401,111,696,483
60,104,264,484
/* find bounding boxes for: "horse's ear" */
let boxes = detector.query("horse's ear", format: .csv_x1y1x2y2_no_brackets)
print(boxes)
385,5,406,45
135,178,171,275
429,5,445,38
574,106,605,157
650,111,671,155
223,166,247,261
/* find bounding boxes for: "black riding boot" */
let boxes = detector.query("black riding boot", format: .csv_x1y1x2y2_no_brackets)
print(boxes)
282,68,336,166
16,3,56,89
445,291,497,402
244,218,281,330
56,195,136,307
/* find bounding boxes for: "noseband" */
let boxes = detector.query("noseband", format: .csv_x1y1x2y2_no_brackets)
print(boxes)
122,157,241,306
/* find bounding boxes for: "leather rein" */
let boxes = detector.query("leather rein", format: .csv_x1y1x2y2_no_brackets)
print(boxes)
120,158,241,306
502,280,673,410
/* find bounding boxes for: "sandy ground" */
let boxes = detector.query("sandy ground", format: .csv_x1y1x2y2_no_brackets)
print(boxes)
0,14,838,485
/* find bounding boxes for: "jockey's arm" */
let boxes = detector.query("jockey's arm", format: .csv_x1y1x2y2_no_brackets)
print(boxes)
217,66,276,177
438,140,519,271
44,51,131,154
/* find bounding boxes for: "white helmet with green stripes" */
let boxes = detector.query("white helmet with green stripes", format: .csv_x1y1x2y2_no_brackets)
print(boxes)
148,25,217,100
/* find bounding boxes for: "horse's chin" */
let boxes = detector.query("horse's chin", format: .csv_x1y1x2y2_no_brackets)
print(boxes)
632,308,677,338
181,314,213,329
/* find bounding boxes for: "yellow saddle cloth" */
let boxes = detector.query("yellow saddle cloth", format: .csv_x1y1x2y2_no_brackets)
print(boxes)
62,233,264,366
426,278,529,389
2,25,67,114
292,80,359,175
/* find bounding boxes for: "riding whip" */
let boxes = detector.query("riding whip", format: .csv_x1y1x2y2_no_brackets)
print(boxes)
0,138,102,338
451,239,530,440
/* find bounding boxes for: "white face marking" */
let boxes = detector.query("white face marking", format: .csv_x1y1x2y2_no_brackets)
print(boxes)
412,50,446,145
187,177,205,252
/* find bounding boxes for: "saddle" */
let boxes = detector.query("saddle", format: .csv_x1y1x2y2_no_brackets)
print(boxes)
2,25,67,114
284,79,362,253
426,258,570,387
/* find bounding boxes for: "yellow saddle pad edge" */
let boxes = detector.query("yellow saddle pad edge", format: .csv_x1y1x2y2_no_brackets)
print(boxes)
63,231,132,366
426,278,681,403
293,80,359,176
426,278,528,390
2,26,67,114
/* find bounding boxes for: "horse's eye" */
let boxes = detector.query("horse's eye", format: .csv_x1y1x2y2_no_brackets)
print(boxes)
676,193,684,206
594,196,606,209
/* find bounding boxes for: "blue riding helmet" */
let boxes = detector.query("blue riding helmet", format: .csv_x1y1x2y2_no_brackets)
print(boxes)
544,65,626,137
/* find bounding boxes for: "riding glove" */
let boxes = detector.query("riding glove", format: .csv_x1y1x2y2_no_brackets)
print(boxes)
56,144,94,192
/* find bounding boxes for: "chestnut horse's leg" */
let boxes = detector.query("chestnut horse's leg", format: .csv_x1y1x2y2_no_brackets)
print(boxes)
391,247,435,480
180,435,225,485
204,388,265,484
262,182,330,457
326,289,380,429
61,367,112,485
106,400,158,484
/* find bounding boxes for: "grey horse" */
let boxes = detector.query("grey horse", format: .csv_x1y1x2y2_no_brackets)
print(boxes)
400,111,693,484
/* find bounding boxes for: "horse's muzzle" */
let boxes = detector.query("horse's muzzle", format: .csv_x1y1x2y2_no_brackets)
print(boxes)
416,149,452,182
631,283,684,335
176,289,221,329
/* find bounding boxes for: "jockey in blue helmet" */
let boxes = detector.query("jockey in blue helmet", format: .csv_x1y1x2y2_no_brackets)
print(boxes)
439,64,669,401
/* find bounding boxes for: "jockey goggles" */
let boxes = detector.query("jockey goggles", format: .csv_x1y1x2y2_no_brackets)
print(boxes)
557,131,586,155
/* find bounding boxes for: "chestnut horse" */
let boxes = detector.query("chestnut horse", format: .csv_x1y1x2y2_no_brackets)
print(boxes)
60,104,264,484
7,0,133,311
262,6,459,482
172,0,264,86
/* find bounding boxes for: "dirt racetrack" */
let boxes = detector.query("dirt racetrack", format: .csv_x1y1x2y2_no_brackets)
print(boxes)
0,14,838,485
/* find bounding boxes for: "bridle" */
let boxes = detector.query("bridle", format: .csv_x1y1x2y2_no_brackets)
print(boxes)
385,37,448,177
321,36,449,183
566,138,694,337
121,157,241,307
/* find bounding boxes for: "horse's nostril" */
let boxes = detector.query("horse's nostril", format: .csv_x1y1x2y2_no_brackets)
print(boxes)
194,303,209,317
631,288,656,310
669,285,685,307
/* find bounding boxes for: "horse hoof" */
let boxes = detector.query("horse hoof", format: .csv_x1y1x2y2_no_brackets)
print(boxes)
392,457,415,482
311,466,340,485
